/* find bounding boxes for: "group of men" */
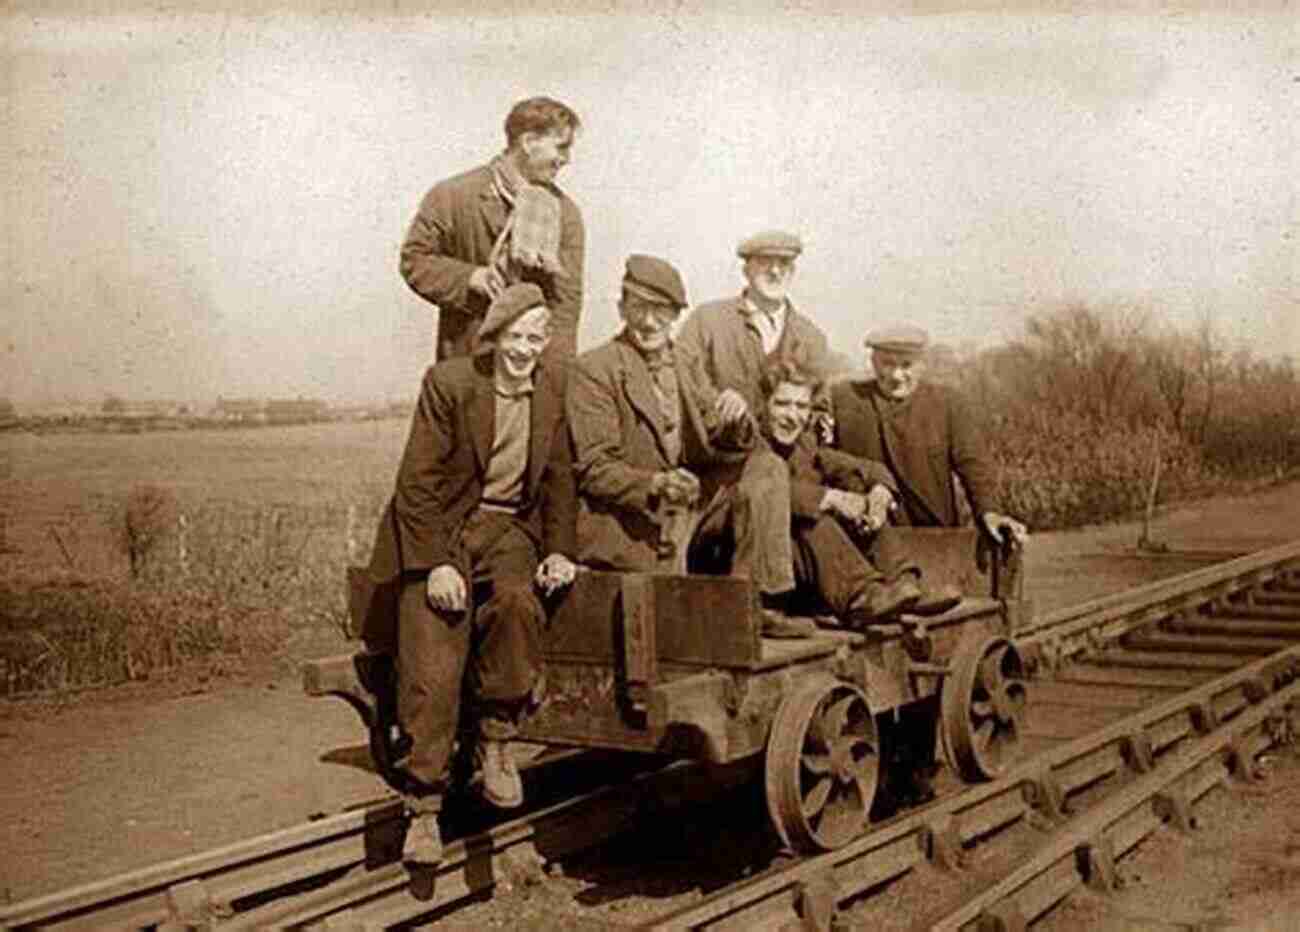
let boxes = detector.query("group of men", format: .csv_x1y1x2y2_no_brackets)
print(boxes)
371,96,1028,868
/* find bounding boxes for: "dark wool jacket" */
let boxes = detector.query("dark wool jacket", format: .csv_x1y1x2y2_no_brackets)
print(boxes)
772,433,899,523
367,353,576,589
567,333,751,571
399,161,585,360
830,379,996,527
674,294,833,416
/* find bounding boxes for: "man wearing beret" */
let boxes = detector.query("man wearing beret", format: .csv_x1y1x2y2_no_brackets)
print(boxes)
676,230,834,425
400,96,585,365
830,326,1028,545
568,255,813,638
364,283,578,867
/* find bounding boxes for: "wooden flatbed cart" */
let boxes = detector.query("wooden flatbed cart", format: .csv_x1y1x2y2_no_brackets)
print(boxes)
306,527,1032,854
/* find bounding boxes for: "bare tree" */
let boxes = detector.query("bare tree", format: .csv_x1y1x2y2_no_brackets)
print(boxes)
1193,311,1222,444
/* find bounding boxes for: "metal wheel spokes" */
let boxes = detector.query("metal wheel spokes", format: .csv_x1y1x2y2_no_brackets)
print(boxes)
766,676,880,853
942,636,1028,782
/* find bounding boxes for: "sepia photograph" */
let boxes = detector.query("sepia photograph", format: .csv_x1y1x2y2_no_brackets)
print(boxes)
2,2,1298,928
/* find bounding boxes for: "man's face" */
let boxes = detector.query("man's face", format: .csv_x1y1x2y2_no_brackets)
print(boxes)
743,255,796,304
519,127,574,185
766,381,814,446
872,349,925,400
620,291,677,354
493,306,551,381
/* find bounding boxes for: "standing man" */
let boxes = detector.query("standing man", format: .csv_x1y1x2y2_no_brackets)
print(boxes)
365,283,578,867
676,230,834,421
568,255,811,637
830,325,1028,544
400,97,585,364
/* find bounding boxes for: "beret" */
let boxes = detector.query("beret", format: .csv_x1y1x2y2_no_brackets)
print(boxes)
865,325,929,354
623,254,688,308
476,283,548,348
737,230,803,259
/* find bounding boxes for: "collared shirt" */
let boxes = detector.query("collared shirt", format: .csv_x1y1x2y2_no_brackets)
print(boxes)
741,291,789,356
480,378,534,512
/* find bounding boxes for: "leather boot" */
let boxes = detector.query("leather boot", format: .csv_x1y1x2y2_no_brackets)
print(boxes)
759,608,819,638
847,576,922,626
473,739,524,809
911,585,962,617
401,796,443,865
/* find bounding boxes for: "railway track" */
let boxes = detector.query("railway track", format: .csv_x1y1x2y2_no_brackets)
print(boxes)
5,541,1300,931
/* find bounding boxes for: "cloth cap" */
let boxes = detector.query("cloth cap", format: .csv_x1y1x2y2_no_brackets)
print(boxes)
476,283,548,348
737,230,803,259
865,325,929,355
622,254,688,308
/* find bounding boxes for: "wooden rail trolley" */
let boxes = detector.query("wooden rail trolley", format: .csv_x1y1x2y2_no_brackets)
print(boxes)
306,527,1032,854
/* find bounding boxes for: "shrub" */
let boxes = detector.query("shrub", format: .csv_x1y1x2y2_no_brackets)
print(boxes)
121,484,179,580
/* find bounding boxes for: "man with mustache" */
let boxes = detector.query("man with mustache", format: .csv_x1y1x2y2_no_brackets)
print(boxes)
400,96,585,364
365,283,578,869
568,254,816,638
675,230,834,427
831,326,1028,545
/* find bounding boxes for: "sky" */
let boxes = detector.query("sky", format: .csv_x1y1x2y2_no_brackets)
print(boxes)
3,2,1296,407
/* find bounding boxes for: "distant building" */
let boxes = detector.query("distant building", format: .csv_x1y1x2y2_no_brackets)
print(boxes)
213,397,267,422
265,397,329,425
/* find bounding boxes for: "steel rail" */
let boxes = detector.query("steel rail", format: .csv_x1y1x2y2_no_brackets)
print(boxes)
1018,540,1300,656
928,683,1298,932
0,750,696,932
646,604,1300,931
8,544,1300,931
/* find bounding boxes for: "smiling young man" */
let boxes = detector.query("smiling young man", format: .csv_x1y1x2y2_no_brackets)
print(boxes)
364,283,577,868
400,96,585,363
752,358,963,626
830,326,1028,545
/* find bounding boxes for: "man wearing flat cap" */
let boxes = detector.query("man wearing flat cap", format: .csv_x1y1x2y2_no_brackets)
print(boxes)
830,325,1028,545
364,283,578,867
569,255,811,637
400,96,585,364
676,230,834,424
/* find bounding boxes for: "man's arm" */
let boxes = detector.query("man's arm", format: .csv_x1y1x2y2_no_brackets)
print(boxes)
815,447,899,497
399,183,479,313
540,373,578,558
391,366,463,572
567,356,660,514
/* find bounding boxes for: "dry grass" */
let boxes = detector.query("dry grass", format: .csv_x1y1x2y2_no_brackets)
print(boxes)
989,411,1219,531
0,410,1284,697
0,420,403,696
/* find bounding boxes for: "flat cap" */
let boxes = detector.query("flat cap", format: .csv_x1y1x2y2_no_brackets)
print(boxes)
476,283,548,349
737,230,803,259
865,325,929,355
623,254,687,308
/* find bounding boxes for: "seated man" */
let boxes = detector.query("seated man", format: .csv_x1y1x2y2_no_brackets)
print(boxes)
694,356,962,627
568,254,808,636
364,283,577,867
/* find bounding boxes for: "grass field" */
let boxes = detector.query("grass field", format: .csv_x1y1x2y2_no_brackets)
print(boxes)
0,420,409,695
0,415,1281,697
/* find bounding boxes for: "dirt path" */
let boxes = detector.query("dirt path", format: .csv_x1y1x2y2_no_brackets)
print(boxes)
3,480,1300,925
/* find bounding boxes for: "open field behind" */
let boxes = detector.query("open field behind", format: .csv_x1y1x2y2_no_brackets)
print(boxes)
0,418,1292,697
0,421,408,695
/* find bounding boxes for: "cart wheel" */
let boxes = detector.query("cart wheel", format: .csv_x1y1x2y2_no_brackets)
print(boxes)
765,675,879,853
941,635,1027,782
